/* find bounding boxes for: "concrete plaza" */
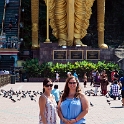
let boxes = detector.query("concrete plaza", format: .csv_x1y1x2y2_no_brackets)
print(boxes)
0,82,123,124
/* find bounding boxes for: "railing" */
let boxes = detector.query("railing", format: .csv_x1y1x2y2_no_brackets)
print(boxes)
1,0,6,35
0,74,11,87
18,0,21,38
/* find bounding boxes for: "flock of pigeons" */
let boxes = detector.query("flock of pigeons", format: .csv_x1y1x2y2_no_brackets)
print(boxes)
0,88,95,107
0,88,43,103
1,88,120,107
0,88,95,108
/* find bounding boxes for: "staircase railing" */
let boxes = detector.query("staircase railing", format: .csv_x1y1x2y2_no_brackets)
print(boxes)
18,0,21,39
1,0,6,35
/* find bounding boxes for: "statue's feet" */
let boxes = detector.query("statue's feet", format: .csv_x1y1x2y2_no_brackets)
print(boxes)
74,38,87,46
58,39,67,46
99,44,108,49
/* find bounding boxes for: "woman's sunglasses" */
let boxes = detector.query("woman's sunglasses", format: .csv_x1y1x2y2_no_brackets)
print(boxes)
45,84,53,87
68,82,77,84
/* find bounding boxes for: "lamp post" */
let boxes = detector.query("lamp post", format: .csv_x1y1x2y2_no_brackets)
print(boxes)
20,8,24,41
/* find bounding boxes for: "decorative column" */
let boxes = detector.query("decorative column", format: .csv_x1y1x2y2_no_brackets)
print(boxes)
45,0,51,43
31,0,39,48
97,0,108,49
45,0,50,42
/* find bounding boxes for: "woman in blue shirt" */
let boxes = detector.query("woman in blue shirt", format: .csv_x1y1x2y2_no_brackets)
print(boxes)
58,76,89,124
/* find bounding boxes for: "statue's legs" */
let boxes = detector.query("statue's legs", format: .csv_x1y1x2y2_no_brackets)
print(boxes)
55,0,67,46
74,0,87,46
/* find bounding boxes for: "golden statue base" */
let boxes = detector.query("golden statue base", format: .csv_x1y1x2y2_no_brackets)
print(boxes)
99,44,108,49
44,39,52,43
31,45,40,49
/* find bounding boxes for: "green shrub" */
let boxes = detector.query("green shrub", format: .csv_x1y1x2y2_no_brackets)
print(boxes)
22,59,119,79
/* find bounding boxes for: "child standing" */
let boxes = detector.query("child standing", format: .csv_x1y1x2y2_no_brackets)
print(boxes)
54,72,60,82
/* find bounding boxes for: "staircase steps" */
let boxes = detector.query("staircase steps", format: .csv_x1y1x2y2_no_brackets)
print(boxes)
4,0,20,39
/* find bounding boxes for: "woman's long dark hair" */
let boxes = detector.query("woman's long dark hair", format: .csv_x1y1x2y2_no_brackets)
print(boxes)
43,78,52,93
61,76,81,102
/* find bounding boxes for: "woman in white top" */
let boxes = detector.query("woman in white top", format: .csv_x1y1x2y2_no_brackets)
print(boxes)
39,78,58,124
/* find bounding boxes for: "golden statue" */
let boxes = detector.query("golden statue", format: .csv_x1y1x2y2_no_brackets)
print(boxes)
44,0,108,48
44,0,94,46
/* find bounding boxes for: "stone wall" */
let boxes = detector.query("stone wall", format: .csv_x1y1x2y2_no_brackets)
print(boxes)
0,74,11,87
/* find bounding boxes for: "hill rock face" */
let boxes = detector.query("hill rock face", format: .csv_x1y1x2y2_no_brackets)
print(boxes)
115,48,124,59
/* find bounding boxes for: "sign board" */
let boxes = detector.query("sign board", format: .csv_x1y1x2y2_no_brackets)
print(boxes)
86,50,100,60
70,50,83,60
53,50,67,60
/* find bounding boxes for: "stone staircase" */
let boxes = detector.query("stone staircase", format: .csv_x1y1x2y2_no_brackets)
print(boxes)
0,0,5,33
4,0,20,39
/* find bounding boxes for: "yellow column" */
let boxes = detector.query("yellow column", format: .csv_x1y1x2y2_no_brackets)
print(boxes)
45,0,50,42
97,0,108,49
31,0,39,48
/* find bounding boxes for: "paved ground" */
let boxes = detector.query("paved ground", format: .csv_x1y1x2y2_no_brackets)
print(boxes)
0,82,124,124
